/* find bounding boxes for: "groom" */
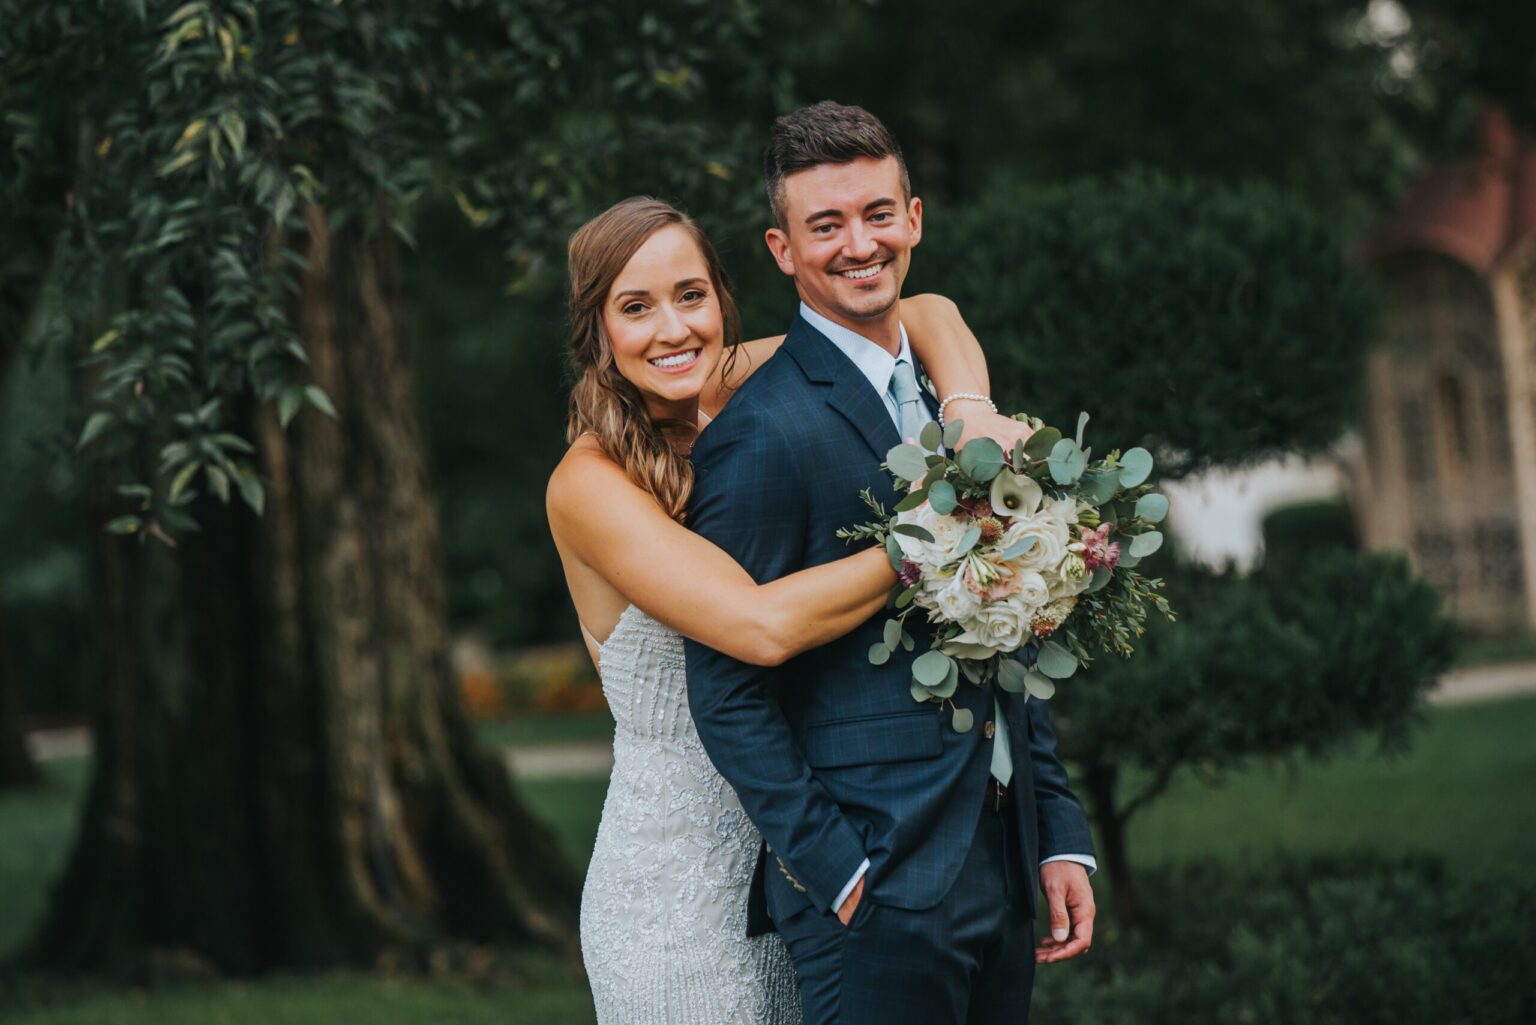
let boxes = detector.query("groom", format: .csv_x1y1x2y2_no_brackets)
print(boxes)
684,101,1096,1024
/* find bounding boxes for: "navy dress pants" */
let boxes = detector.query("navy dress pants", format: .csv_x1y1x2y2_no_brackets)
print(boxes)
770,799,1037,1025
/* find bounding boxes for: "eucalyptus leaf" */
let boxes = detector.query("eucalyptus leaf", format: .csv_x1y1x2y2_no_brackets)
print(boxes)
1035,641,1079,680
883,620,902,649
869,643,892,666
959,658,983,684
1086,567,1111,593
1084,470,1121,506
1024,671,1057,700
1001,536,1038,561
919,420,943,453
1023,426,1061,460
1011,439,1027,470
1075,411,1090,448
942,420,964,449
893,523,936,543
1129,530,1163,557
1119,447,1154,487
928,479,957,515
1118,551,1142,569
894,488,929,512
954,524,982,557
900,630,915,652
957,437,1004,482
951,707,975,734
912,650,952,687
997,659,1029,693
922,462,948,488
887,443,929,482
895,583,919,609
1135,493,1170,523
1048,438,1087,484
886,533,905,571
911,679,934,703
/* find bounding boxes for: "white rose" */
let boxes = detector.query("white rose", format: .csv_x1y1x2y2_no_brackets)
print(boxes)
1003,513,1069,574
1015,570,1051,609
894,503,967,568
934,571,982,623
971,596,1032,652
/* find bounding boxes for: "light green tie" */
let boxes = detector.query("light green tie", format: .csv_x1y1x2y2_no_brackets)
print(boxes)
888,359,1012,786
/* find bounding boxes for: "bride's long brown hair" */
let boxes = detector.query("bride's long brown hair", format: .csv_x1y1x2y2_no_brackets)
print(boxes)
565,197,741,521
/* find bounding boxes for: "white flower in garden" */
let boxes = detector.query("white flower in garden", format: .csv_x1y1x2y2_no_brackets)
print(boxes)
989,471,1042,518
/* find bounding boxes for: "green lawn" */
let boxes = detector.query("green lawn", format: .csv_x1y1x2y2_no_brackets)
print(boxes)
4,695,1534,1023
473,711,614,751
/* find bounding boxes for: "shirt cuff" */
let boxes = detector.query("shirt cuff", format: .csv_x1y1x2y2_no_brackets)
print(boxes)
831,858,871,912
1040,853,1097,876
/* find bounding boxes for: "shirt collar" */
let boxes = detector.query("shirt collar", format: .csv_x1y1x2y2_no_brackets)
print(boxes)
799,301,913,398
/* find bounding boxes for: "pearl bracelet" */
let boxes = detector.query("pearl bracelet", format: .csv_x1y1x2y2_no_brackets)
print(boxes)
937,392,996,426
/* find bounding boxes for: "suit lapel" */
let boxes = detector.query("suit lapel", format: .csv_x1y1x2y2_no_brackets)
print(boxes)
781,314,901,461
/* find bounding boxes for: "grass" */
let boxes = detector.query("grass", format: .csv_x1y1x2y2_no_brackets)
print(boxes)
1453,630,1536,668
473,711,614,750
4,695,1535,1023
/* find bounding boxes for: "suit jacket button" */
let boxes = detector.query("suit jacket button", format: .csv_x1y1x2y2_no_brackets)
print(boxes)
983,720,996,740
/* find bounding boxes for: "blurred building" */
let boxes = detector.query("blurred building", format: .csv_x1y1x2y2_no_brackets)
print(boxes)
1353,108,1536,632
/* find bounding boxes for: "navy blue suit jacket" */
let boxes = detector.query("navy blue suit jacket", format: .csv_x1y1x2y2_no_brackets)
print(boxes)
684,313,1094,934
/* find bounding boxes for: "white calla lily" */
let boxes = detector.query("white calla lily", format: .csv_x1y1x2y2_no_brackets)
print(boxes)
989,471,1041,518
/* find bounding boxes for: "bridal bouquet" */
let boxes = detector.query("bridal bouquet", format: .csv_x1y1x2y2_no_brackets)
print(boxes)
838,413,1174,731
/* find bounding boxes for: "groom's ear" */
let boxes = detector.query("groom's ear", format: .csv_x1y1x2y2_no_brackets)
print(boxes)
907,195,923,248
764,227,796,278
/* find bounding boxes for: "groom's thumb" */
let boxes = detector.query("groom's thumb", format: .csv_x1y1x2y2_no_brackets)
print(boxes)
1048,895,1070,942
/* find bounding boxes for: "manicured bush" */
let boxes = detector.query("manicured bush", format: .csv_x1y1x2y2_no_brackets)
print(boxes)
1033,854,1536,1025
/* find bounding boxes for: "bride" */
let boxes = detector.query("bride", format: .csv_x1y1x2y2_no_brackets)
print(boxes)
545,196,1027,1024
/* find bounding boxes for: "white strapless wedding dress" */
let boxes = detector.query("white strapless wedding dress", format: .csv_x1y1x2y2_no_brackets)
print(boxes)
580,604,801,1024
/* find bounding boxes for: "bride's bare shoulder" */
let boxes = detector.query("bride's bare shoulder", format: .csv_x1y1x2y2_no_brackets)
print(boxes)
547,435,646,527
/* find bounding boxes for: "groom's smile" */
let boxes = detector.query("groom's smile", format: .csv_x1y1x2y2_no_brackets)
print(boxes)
764,154,923,355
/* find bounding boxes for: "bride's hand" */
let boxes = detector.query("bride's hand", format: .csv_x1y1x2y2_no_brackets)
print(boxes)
944,399,1035,453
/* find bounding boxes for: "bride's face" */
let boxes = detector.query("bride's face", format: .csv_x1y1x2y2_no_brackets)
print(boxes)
602,225,725,420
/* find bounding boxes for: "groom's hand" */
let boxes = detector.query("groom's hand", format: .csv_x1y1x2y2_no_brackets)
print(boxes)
1035,861,1095,963
836,876,865,927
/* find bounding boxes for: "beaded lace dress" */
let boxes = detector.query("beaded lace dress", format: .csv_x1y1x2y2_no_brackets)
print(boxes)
580,604,801,1024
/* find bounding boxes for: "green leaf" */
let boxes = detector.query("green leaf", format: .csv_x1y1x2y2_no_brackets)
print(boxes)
76,412,114,451
305,386,338,420
959,658,983,684
928,479,957,515
278,388,305,428
1129,530,1163,557
1036,640,1079,680
886,533,905,571
1075,411,1090,448
168,461,199,502
211,432,256,454
1012,439,1027,470
900,630,915,652
957,437,1004,482
1118,551,1142,569
883,619,902,649
1023,426,1062,460
1119,447,1154,487
942,419,964,449
104,515,142,535
869,643,892,666
1001,536,1038,560
919,420,943,453
911,679,935,703
894,489,929,512
1135,493,1169,523
887,443,929,482
1048,438,1087,484
951,707,975,733
1086,567,1111,593
954,524,982,557
997,659,1029,693
912,650,952,687
91,328,121,353
893,523,936,543
895,583,919,608
1024,671,1057,700
1084,470,1121,505
921,461,948,489
237,471,265,516
205,465,230,503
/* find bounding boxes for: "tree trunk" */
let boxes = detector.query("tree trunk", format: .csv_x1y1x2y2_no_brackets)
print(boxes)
25,208,580,977
1082,760,1142,928
0,607,40,790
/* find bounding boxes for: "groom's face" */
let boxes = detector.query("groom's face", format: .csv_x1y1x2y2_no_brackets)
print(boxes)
765,155,922,330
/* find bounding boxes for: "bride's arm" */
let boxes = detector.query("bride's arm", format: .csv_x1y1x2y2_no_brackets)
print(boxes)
900,294,1034,451
548,449,895,667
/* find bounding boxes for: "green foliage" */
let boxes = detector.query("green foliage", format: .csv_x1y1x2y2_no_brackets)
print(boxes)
1053,550,1459,793
913,172,1379,478
1033,854,1536,1025
1262,497,1360,565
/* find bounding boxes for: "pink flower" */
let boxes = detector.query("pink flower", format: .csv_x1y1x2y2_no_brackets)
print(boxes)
1080,522,1121,571
899,559,923,589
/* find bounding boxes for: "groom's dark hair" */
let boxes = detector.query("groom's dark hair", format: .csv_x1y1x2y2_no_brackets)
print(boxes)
763,101,910,230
